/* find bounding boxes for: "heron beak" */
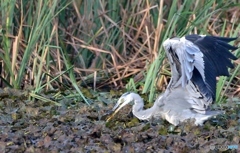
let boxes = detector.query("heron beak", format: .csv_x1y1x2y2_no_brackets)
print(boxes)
106,97,132,122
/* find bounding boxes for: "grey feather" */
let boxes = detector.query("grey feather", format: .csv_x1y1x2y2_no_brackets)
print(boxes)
110,34,238,126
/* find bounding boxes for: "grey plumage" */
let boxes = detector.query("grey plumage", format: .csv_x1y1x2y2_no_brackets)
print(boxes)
163,35,237,103
108,35,238,126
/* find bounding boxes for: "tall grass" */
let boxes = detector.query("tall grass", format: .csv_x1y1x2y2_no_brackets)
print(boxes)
0,0,239,104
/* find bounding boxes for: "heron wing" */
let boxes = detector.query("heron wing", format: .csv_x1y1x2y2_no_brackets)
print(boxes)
163,35,237,109
185,35,238,101
173,37,205,89
163,38,205,89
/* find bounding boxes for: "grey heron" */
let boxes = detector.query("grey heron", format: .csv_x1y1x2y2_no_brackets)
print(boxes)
107,35,238,126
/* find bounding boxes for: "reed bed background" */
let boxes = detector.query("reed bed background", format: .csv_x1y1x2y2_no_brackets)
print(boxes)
0,0,239,104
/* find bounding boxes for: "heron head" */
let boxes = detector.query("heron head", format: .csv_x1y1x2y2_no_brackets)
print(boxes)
106,92,137,121
112,92,134,111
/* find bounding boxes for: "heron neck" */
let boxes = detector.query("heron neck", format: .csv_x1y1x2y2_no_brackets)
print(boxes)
132,102,157,120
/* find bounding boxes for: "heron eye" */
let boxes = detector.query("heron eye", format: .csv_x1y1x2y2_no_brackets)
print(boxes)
120,98,125,102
